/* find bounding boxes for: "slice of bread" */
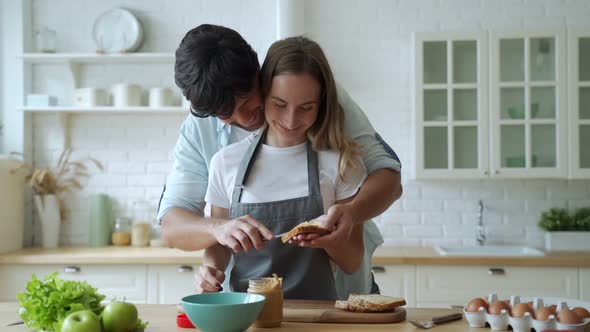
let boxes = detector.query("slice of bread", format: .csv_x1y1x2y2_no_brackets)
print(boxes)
335,300,350,311
281,220,331,243
336,294,406,313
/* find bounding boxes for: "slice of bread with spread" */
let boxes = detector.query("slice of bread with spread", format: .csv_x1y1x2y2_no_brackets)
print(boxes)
281,220,331,243
335,294,407,313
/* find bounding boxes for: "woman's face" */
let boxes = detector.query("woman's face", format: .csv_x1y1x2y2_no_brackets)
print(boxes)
264,73,321,147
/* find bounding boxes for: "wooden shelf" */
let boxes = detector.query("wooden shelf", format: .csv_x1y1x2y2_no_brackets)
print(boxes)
21,52,175,64
21,106,187,114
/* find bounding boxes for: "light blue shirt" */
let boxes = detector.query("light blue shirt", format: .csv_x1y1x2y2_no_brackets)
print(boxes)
158,85,402,299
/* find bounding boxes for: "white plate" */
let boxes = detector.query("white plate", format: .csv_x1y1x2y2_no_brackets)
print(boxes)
92,8,143,53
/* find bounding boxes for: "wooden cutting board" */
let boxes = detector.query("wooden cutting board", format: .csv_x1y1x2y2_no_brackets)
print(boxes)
283,300,406,324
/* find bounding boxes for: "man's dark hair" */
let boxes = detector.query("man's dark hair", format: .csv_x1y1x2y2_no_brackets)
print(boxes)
175,24,259,118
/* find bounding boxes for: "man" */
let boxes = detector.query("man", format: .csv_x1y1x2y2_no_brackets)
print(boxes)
159,24,402,299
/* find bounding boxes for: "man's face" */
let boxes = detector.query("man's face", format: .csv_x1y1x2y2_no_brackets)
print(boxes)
220,77,265,131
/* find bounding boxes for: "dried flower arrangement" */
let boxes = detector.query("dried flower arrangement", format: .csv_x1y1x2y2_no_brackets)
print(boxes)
11,149,103,221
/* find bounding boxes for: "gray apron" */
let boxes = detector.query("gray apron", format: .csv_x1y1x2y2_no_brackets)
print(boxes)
229,131,337,300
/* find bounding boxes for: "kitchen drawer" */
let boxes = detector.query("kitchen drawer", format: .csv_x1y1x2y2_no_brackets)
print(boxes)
581,268,590,301
416,265,579,308
147,264,199,304
371,265,416,307
0,264,148,303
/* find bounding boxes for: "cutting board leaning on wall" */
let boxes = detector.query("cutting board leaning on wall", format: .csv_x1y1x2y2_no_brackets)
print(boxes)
0,156,25,253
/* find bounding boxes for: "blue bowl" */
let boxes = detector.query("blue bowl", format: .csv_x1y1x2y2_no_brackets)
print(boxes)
181,293,266,332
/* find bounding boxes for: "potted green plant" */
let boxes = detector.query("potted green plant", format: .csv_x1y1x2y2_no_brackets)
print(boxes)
539,207,590,251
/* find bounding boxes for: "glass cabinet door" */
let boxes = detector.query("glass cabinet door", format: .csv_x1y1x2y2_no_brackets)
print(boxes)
569,33,590,177
416,33,487,178
492,32,566,178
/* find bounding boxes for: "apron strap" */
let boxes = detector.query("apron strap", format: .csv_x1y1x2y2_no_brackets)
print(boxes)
306,140,322,199
231,131,264,205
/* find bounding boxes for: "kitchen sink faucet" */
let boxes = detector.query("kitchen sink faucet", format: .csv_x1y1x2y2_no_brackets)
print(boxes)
476,200,486,246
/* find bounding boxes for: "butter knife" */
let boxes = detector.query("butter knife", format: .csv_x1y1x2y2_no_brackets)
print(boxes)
408,312,463,329
7,320,24,327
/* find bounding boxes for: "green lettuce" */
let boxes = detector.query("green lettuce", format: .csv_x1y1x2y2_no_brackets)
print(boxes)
17,272,106,332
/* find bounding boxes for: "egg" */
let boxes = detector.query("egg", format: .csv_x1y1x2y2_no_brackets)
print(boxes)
535,306,556,321
557,307,583,325
465,298,488,313
511,303,534,318
573,307,590,319
488,300,511,315
548,304,558,313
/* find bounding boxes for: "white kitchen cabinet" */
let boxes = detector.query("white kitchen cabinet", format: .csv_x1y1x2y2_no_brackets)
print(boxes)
489,30,567,178
414,32,489,179
415,265,579,308
581,268,590,301
414,30,577,180
147,264,199,304
0,264,148,303
371,265,416,307
568,31,590,178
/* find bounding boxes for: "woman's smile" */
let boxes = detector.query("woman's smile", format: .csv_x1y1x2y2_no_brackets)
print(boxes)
276,122,302,135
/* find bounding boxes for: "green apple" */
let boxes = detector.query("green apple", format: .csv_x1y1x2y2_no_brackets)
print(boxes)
102,301,139,332
60,310,101,332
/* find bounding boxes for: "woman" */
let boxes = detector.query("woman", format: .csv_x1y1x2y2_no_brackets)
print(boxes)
202,36,367,300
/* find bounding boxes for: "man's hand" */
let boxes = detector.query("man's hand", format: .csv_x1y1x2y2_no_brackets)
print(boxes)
290,203,358,249
194,264,225,293
212,215,274,253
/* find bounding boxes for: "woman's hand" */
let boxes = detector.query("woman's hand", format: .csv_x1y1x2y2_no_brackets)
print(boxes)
194,264,225,293
289,203,357,248
290,201,364,274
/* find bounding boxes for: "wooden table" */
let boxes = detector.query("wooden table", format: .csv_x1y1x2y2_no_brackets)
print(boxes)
0,302,480,331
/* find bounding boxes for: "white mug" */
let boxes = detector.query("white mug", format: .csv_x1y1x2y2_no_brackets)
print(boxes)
149,87,174,108
74,88,108,107
111,83,142,107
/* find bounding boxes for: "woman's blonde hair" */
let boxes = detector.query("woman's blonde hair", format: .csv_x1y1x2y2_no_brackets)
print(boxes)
260,36,360,178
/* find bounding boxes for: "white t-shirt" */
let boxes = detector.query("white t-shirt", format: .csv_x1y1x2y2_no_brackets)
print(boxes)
205,133,367,211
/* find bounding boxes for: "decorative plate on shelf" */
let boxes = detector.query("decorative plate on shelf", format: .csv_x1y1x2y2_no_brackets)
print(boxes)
92,8,143,53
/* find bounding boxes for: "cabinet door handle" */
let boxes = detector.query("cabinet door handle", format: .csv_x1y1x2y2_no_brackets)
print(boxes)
177,265,194,273
488,268,505,276
371,266,386,273
63,265,81,273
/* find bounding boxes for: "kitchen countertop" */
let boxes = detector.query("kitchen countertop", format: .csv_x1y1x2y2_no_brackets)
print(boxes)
1,245,589,267
0,302,472,331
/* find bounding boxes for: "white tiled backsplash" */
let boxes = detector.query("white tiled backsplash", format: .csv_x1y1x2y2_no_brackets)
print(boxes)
29,0,590,247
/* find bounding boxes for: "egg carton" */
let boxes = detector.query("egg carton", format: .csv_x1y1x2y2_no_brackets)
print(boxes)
463,294,590,332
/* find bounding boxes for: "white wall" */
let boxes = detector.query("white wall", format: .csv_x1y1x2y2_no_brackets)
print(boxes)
1,0,6,152
24,0,590,247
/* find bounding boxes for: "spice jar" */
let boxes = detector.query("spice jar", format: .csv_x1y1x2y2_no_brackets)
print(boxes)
131,221,150,247
111,217,131,246
131,200,154,247
247,274,283,327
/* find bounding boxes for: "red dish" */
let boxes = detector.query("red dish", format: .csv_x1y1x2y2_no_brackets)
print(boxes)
177,314,195,328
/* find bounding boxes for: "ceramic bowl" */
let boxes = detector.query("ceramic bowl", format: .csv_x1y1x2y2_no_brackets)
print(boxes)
181,292,265,332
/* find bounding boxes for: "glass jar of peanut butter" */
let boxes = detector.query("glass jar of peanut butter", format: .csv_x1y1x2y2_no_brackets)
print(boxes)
247,274,283,328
